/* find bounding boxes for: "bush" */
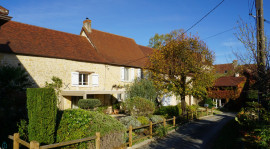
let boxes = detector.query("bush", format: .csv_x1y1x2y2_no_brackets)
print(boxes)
204,98,214,108
137,116,150,125
78,99,101,109
123,97,155,116
56,109,125,149
155,106,179,118
149,115,164,123
155,125,169,138
119,116,141,129
126,79,157,103
27,88,57,144
17,119,28,141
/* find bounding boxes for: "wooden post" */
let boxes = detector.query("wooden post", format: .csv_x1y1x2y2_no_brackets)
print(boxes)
186,111,188,120
30,141,39,149
163,119,166,127
206,108,208,116
191,112,194,120
13,133,19,149
173,116,176,127
150,122,153,139
195,111,198,119
96,132,100,149
129,125,133,147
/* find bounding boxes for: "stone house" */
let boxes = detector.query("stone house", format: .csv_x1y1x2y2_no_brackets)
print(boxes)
0,7,198,110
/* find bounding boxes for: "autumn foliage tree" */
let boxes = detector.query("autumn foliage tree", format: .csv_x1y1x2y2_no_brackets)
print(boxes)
148,30,215,113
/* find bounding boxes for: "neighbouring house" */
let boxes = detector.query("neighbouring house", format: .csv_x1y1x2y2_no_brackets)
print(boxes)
0,6,198,110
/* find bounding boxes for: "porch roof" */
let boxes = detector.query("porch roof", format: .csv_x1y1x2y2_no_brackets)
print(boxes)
61,90,125,96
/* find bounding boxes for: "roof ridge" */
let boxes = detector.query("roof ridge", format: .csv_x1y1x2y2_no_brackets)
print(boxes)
10,21,83,38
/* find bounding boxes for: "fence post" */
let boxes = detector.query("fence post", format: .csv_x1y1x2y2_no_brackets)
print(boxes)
186,111,189,120
96,132,100,149
195,111,198,119
13,133,19,149
150,122,153,139
163,119,166,127
206,108,208,116
129,125,133,147
173,116,176,127
30,141,39,149
191,112,194,120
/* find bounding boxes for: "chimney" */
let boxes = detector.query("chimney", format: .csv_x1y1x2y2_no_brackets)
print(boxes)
83,18,92,33
0,6,12,27
232,60,238,68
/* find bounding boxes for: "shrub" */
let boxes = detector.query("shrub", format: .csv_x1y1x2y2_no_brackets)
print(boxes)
17,119,28,141
78,99,101,109
125,79,157,103
155,125,169,138
123,97,155,116
186,105,199,112
27,88,57,144
137,116,150,125
204,98,214,108
149,115,164,123
56,109,125,149
155,106,179,118
119,116,141,129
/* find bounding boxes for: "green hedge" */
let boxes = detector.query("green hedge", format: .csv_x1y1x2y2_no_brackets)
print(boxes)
155,106,179,118
78,99,101,109
27,88,57,144
56,109,125,148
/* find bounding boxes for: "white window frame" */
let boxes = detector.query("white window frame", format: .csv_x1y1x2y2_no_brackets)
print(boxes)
92,73,99,87
121,67,130,82
71,72,89,87
130,68,135,81
137,68,142,79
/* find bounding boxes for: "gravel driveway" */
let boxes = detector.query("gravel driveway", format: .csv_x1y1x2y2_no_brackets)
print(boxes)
138,112,236,149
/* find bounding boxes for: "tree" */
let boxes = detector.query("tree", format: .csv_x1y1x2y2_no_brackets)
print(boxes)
234,18,270,105
148,30,215,113
125,78,157,103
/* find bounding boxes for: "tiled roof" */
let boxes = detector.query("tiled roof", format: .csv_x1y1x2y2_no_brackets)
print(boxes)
82,27,148,68
138,45,154,56
0,21,108,64
214,63,234,74
214,76,246,87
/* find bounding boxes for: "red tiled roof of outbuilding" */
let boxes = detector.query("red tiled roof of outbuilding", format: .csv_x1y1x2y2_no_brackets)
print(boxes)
0,21,108,64
214,76,246,87
214,63,234,74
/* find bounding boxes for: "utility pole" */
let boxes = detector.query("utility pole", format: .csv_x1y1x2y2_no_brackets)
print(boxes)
256,0,266,96
256,0,265,121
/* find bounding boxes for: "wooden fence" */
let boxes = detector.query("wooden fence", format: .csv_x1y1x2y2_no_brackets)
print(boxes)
8,107,214,149
8,132,100,149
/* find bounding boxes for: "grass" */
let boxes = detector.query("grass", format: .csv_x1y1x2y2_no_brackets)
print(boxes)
211,119,243,149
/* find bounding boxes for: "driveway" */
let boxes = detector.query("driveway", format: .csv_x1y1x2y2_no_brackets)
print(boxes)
138,112,236,149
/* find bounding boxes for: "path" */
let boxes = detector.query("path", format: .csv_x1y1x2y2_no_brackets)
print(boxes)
138,112,235,149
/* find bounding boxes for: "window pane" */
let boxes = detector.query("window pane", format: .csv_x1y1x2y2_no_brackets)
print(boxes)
124,68,129,81
83,74,88,85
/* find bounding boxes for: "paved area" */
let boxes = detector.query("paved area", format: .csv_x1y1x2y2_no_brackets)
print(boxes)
138,112,235,149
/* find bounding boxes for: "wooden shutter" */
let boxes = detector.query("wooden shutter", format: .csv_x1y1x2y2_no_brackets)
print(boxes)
137,68,141,79
121,67,125,81
71,72,79,86
130,68,135,81
92,74,99,86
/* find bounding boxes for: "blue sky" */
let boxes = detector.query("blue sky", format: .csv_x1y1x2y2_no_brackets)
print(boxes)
1,0,270,64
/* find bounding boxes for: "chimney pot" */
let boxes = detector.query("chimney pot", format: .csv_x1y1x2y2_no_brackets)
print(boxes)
83,18,92,33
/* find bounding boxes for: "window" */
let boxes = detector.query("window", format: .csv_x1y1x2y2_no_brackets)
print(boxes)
71,72,89,86
121,67,130,81
92,74,99,86
130,68,134,81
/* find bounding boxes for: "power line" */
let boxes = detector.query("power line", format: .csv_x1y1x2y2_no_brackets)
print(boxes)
202,27,235,40
184,0,225,34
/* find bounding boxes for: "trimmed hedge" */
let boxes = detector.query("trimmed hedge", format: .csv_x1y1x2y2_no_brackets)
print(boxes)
78,99,101,109
155,106,179,118
123,97,155,116
27,88,57,144
56,109,125,148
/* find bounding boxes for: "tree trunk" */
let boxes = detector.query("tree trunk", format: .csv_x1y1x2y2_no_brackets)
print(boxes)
181,75,186,114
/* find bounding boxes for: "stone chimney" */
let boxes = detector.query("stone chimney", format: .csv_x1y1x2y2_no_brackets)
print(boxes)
232,60,238,68
83,18,92,33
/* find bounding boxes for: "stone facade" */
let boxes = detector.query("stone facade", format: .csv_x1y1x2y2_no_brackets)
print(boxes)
0,53,141,110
